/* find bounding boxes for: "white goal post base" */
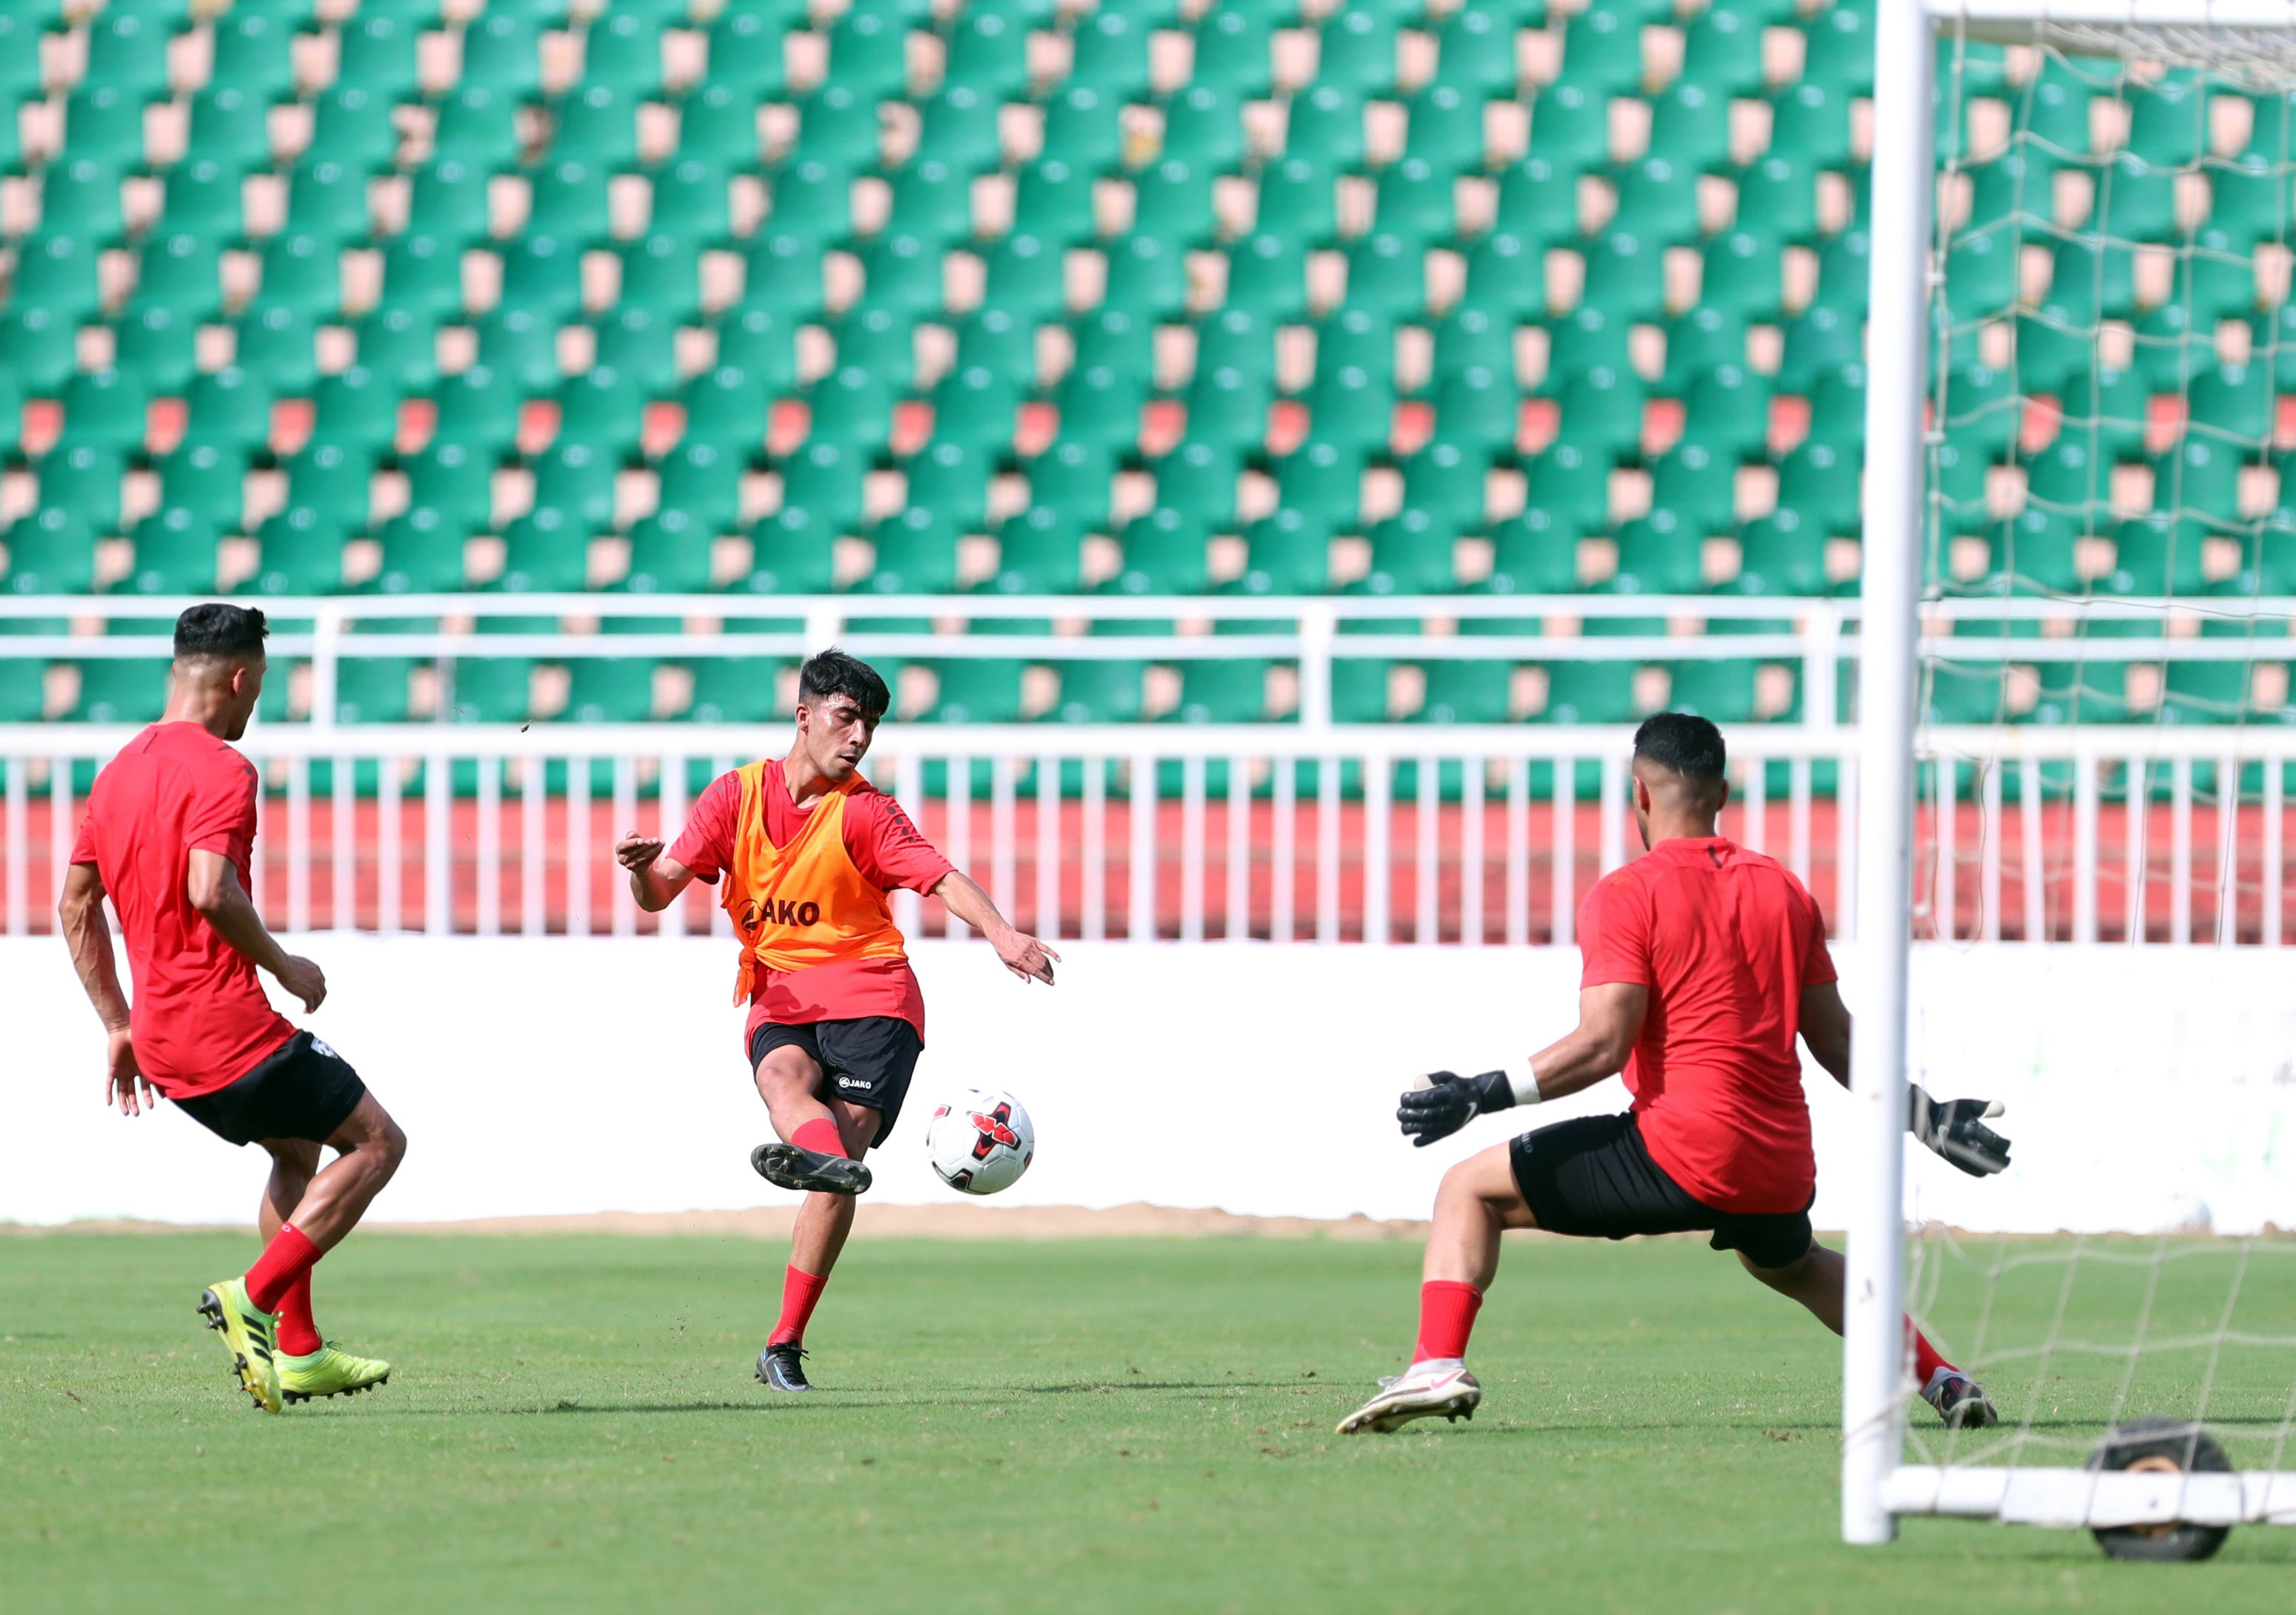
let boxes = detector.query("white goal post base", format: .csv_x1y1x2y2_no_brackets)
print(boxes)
1882,1467,2296,1531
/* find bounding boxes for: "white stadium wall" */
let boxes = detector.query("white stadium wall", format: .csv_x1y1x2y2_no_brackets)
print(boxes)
5,938,2294,1234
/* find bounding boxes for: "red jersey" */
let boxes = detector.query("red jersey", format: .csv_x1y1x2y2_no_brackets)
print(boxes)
70,723,296,1099
670,759,954,1042
1576,835,1836,1216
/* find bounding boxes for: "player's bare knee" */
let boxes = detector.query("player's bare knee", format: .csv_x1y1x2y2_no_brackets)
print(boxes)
1739,1247,1814,1289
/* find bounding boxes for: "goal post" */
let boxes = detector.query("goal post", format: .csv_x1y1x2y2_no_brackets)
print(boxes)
1849,0,2296,1550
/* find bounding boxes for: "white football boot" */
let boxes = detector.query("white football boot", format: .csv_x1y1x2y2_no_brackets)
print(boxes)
1336,1357,1482,1435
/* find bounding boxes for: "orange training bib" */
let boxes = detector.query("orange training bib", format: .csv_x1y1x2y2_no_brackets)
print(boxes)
720,762,910,1005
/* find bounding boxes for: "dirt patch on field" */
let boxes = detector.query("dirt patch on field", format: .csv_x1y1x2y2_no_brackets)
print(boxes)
2,1204,1432,1240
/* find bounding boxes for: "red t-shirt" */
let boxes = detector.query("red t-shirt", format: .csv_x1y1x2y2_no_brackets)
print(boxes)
1576,835,1837,1216
669,760,955,1044
70,723,297,1099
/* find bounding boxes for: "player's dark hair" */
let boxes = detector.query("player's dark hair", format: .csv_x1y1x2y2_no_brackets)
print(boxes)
798,647,891,720
1634,711,1727,783
173,602,269,660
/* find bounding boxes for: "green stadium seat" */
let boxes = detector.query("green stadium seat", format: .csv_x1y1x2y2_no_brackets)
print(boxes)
1611,155,1700,245
1432,364,1517,453
2151,436,2246,524
1170,658,1270,724
584,9,666,94
158,159,245,243
1372,157,1456,249
1416,660,1515,724
1164,84,1246,172
1485,507,1581,593
978,231,1065,323
807,364,896,454
1134,157,1220,246
372,508,470,596
156,443,243,533
249,512,347,596
1800,363,1867,451
1288,84,1366,171
904,439,991,532
1152,439,1239,533
1489,156,1572,255
1648,81,1731,172
1320,307,1396,390
930,363,1021,450
1577,229,1666,323
41,446,126,536
532,439,618,530
1275,437,1366,530
1648,440,1738,536
1342,231,1425,320
1182,364,1269,452
1073,306,1157,381
886,157,972,246
1041,659,1145,723
858,231,940,319
1668,658,1761,724
781,440,867,534
1111,507,1212,593
1228,508,1326,595
1731,510,1829,597
1330,657,1395,723
1041,84,1126,174
1192,5,1274,97
1678,3,1765,98
16,231,102,322
740,507,841,592
496,507,593,593
554,84,644,168
72,660,174,725
1360,508,1457,592
587,306,677,401
308,85,400,170
177,364,271,455
445,657,536,724
472,305,557,395
559,364,646,450
281,442,375,534
0,660,46,723
1434,7,1517,96
560,659,659,723
2106,514,2210,596
1102,231,1189,321
122,509,222,596
1774,305,1861,394
329,16,432,102
1698,227,1785,321
188,86,273,173
1538,660,1637,723
55,366,148,456
4,510,100,594
286,158,375,248
1522,440,1609,535
918,659,1026,723
309,364,403,459
1556,7,1643,93
1224,230,1309,320
83,9,176,97
1612,510,1703,595
1986,509,2082,595
529,159,616,246
1070,8,1154,96
1027,440,1117,529
1011,157,1094,244
619,508,714,593
716,306,799,394
1255,155,1339,245
681,364,773,455
651,440,741,536
1551,367,1643,455
863,507,964,593
1403,84,1484,173
944,7,1030,98
63,88,146,171
685,656,786,725
989,507,1088,594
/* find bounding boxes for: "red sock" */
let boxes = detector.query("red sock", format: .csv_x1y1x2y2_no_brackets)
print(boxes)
769,1266,829,1348
244,1223,322,1315
1910,1322,1951,1387
1412,1280,1484,1363
791,1117,846,1157
275,1270,322,1357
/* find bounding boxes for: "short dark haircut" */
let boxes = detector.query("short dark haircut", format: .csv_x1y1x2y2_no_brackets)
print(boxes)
174,602,269,660
1634,711,1726,783
798,647,891,719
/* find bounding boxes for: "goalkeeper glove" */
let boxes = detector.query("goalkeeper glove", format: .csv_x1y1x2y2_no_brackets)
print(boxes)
1397,1070,1517,1148
1907,1083,2012,1177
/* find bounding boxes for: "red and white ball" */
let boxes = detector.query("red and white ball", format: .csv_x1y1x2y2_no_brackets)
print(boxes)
925,1089,1035,1195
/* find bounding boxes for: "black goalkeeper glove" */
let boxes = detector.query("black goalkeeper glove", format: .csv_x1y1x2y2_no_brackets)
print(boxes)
1907,1083,2012,1177
1397,1070,1516,1148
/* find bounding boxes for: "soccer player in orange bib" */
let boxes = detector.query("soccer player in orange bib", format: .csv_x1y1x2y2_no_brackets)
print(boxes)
616,649,1057,1392
1339,714,2012,1436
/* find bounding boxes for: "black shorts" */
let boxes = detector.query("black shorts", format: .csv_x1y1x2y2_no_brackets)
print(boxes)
174,1030,368,1148
1509,1111,1815,1271
749,1016,921,1148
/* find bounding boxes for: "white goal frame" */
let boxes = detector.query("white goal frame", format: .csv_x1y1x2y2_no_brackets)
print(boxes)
1845,0,2296,1545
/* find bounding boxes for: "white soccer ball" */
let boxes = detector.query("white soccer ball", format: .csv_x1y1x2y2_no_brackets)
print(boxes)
925,1089,1035,1195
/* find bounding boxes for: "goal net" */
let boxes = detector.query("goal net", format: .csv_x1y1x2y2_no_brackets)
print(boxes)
1852,0,2296,1553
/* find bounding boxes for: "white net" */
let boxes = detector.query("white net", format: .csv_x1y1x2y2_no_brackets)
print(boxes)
1902,13,2296,1528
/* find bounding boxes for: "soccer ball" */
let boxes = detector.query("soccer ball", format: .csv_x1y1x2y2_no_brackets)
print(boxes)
925,1089,1034,1195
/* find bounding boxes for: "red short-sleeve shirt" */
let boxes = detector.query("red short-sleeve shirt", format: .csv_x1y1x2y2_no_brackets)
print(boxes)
1576,835,1837,1215
70,724,296,1099
669,760,955,1044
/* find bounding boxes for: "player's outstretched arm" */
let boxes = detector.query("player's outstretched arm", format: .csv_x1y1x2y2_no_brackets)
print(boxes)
614,832,698,912
59,861,152,1116
186,849,326,1013
1800,981,2011,1177
1396,984,1648,1146
932,871,1059,984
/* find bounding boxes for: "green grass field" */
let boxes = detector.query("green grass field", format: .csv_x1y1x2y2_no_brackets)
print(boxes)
4,1231,2291,1614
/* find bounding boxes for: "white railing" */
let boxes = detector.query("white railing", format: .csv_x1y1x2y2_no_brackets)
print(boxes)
5,720,2291,946
7,593,2296,734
